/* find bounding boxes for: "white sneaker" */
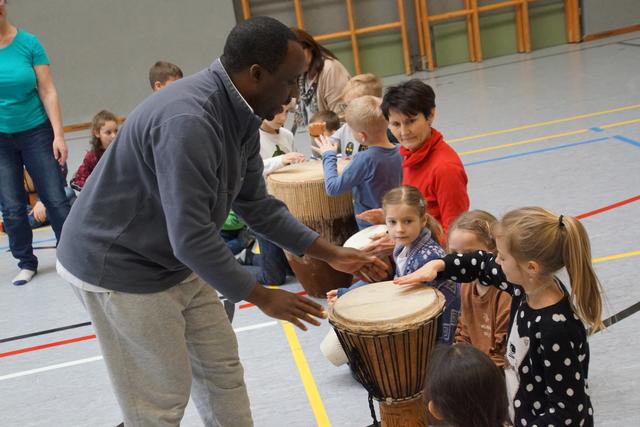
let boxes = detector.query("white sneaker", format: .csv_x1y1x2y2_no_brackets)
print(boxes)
12,269,36,286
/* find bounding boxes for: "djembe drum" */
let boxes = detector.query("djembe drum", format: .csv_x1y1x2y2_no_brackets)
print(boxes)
267,160,357,297
330,281,445,427
320,224,389,366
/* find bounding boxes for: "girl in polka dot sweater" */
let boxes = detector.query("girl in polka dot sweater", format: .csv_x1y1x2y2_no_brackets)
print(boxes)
396,207,604,427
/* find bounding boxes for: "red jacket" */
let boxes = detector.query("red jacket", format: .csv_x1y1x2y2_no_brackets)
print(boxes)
71,150,102,190
401,128,469,232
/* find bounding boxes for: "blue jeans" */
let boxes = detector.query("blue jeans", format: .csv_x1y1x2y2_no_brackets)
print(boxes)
0,120,71,270
244,236,292,286
220,229,246,255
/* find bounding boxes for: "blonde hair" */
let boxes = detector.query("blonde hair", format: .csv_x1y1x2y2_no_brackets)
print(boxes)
448,210,497,253
342,73,383,102
345,95,388,136
494,207,604,332
383,185,443,245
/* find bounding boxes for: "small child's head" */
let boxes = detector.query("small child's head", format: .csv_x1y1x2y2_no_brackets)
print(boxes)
309,110,340,138
381,79,436,152
90,110,118,152
262,100,295,132
341,73,383,104
447,210,497,255
426,343,509,427
344,96,388,146
149,61,183,92
382,185,442,246
493,207,604,331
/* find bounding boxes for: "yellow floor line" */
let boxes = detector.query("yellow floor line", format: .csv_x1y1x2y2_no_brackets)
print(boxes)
457,117,640,156
599,117,640,129
593,250,640,264
458,128,588,156
281,321,331,427
449,104,640,144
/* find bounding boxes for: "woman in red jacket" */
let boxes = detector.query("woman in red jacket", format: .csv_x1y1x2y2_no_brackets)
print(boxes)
360,79,469,258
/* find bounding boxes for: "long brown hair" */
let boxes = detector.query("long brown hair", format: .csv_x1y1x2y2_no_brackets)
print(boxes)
90,110,118,157
290,27,338,78
382,185,443,245
447,210,497,253
493,207,604,332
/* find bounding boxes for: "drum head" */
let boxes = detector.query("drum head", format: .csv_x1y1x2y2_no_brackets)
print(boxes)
268,159,350,184
343,224,388,250
330,281,445,333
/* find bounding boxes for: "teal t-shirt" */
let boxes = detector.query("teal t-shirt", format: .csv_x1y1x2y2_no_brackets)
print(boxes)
0,28,50,133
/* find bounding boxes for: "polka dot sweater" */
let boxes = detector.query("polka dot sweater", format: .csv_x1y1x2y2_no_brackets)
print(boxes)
438,251,593,427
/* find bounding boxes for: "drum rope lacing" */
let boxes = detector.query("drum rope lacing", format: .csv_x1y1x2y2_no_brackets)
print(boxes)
348,348,381,427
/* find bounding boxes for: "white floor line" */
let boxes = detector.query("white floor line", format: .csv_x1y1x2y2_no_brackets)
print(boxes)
0,356,104,381
0,320,278,381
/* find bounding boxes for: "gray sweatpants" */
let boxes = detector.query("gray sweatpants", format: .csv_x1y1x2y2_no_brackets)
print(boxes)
72,275,253,427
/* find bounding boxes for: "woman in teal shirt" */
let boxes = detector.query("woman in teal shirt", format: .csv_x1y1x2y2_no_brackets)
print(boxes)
0,0,70,285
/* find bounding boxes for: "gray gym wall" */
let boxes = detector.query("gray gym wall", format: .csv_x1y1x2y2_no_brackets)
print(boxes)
582,0,640,36
8,0,237,125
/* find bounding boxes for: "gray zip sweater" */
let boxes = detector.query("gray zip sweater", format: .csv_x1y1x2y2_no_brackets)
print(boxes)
57,59,319,302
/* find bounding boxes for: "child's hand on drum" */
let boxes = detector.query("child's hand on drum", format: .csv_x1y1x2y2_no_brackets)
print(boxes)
283,152,305,165
246,285,326,331
394,259,446,286
315,135,338,155
326,289,338,305
357,208,385,225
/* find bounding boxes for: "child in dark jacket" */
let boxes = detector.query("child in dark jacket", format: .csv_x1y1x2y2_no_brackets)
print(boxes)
328,185,460,343
71,110,118,191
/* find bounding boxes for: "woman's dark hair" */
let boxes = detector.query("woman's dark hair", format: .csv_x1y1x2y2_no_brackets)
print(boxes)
426,344,509,427
381,79,436,120
290,27,338,78
222,16,299,73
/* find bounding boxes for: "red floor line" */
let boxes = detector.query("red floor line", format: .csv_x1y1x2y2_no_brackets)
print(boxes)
3,195,638,359
576,195,640,220
0,334,96,358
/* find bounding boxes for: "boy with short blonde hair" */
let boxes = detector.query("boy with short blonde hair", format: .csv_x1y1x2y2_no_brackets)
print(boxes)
317,96,402,229
341,73,383,102
332,73,396,156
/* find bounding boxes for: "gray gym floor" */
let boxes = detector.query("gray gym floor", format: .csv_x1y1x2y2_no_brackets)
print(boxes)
1,33,639,426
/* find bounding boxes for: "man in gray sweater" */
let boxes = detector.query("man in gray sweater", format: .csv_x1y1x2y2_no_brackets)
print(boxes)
57,17,381,427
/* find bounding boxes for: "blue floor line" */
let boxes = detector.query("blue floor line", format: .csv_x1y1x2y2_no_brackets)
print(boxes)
0,237,56,252
614,135,640,148
464,136,610,167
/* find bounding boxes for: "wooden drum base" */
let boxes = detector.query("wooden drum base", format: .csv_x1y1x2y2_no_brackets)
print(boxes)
285,253,352,298
379,396,427,427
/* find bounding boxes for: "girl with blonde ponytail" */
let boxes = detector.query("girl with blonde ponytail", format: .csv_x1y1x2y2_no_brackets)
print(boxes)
396,206,603,426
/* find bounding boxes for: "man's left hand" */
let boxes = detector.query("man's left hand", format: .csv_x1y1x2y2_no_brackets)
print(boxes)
327,246,391,282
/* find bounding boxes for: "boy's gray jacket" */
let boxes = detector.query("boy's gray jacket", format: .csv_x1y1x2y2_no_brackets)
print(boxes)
57,59,318,302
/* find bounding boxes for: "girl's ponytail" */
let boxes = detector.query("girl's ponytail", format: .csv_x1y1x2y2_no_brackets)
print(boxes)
562,215,605,332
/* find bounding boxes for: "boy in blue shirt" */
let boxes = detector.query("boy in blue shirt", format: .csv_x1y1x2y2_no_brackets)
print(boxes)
317,95,402,229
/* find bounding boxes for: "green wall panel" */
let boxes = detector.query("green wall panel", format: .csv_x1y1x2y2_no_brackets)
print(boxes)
433,21,472,67
321,2,566,75
479,12,519,59
530,2,567,49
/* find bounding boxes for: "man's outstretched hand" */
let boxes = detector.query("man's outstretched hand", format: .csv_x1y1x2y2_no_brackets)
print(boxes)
246,285,326,331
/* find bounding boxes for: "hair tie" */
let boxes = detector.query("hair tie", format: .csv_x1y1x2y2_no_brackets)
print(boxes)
558,215,565,228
